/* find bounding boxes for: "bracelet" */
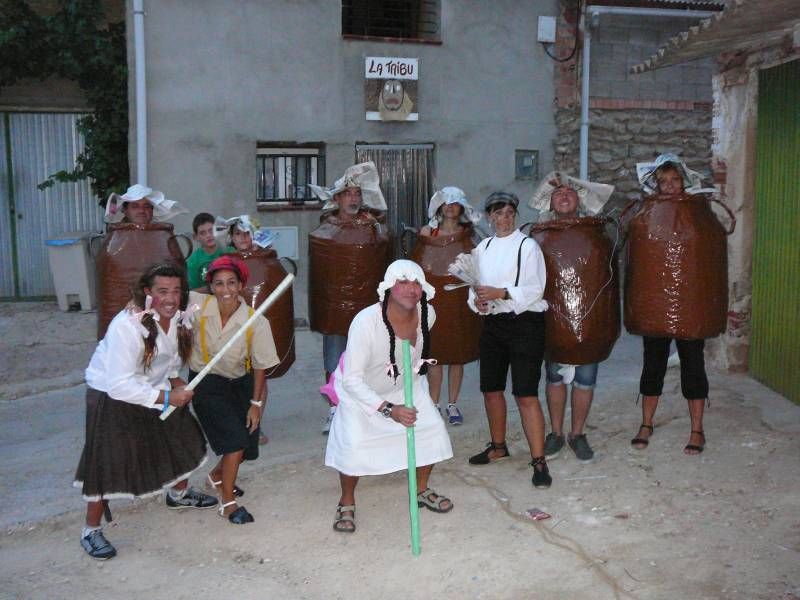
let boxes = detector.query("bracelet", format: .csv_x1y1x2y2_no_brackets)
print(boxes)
250,399,264,408
161,390,170,414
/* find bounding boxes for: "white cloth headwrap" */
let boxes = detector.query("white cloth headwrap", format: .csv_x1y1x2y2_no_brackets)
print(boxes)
213,215,275,249
105,184,188,224
636,153,716,195
376,259,436,301
529,172,615,215
308,161,387,212
427,186,482,228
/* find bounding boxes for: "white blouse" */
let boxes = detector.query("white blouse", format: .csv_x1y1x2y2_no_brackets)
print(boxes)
85,309,182,409
467,229,548,314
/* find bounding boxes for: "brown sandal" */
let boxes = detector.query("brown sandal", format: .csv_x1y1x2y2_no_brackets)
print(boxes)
333,504,356,533
631,424,654,449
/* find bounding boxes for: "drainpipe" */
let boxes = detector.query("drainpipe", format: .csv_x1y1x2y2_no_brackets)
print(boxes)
578,5,716,180
133,0,147,186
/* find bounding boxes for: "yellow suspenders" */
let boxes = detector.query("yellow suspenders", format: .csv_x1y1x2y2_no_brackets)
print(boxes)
199,295,254,372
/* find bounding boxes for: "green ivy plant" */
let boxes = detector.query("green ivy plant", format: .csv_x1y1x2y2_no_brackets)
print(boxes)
0,0,128,203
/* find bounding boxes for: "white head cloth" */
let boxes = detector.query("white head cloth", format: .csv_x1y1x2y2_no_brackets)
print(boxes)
636,153,715,195
529,172,615,215
427,186,482,228
104,184,188,224
376,259,436,301
214,214,275,249
308,161,387,211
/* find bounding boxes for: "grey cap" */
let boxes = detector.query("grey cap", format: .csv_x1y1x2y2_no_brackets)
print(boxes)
484,191,520,212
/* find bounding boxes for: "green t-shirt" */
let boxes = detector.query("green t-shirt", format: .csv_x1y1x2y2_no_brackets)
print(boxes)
186,245,235,289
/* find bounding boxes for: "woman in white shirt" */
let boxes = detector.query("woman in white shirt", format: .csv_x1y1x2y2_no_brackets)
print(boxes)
467,192,552,488
74,263,217,560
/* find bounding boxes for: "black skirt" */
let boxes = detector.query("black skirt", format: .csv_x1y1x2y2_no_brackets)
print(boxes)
190,371,259,461
73,387,208,502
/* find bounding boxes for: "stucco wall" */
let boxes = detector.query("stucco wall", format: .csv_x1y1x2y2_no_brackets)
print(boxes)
128,0,559,321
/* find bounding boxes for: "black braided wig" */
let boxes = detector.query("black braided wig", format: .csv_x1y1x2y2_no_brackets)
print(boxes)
380,289,431,382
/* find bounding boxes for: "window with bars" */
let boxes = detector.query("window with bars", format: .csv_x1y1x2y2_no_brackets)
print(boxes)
342,0,440,42
256,144,325,205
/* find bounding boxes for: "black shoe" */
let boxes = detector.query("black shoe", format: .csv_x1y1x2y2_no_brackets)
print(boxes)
228,505,255,525
530,457,552,488
468,442,511,465
544,433,565,459
166,487,219,510
80,529,117,560
568,434,595,462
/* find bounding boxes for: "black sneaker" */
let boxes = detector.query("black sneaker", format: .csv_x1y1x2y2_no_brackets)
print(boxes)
568,434,595,462
166,487,218,510
80,529,117,560
544,433,565,459
530,457,552,488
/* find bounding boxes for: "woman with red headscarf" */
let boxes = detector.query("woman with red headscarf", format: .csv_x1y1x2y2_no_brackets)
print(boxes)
188,256,280,524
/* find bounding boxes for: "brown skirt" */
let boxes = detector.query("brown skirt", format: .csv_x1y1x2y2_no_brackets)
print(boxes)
73,387,208,502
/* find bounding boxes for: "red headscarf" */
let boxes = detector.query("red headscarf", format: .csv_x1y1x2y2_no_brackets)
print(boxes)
205,255,249,286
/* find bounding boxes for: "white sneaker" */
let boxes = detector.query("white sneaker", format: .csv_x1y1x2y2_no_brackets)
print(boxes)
322,406,336,435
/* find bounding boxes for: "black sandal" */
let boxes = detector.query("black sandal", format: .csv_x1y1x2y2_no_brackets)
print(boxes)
468,441,511,465
684,430,705,455
631,424,654,449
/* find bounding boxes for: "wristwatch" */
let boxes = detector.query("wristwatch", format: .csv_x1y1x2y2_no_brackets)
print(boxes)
503,288,511,300
381,402,394,418
250,399,264,408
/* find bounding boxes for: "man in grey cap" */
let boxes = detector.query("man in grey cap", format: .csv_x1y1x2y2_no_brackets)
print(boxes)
465,192,552,488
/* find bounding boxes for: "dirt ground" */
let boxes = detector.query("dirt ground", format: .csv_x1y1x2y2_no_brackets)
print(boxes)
1,302,799,600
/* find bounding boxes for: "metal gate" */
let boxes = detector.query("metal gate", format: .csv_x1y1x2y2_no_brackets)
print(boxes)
0,112,104,298
355,143,435,257
750,59,800,404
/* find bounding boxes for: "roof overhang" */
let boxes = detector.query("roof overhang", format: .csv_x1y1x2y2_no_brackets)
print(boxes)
630,0,800,72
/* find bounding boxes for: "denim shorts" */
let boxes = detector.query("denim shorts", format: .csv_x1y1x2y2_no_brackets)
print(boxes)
323,334,348,374
545,361,599,390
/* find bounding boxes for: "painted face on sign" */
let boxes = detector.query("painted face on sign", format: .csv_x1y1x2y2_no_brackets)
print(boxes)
381,80,405,111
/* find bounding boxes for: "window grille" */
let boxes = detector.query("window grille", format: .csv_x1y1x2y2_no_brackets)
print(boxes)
342,0,440,42
256,145,325,205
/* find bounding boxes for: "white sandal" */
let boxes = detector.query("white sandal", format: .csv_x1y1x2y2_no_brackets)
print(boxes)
206,473,244,497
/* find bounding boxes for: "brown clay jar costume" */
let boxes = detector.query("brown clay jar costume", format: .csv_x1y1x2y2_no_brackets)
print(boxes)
230,247,295,378
624,191,728,339
308,211,390,336
531,216,620,364
95,223,188,339
410,227,481,364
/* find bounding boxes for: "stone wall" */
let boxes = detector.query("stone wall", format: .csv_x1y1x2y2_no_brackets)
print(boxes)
554,105,713,212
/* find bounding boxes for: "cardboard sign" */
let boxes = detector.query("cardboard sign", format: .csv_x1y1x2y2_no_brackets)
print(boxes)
365,57,419,122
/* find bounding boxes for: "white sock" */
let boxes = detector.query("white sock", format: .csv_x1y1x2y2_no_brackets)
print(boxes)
82,525,101,539
168,488,186,500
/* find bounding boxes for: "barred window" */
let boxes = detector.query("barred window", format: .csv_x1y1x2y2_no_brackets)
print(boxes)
342,0,440,42
256,144,325,205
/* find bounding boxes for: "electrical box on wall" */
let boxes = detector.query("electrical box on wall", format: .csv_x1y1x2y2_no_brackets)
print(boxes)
537,16,557,43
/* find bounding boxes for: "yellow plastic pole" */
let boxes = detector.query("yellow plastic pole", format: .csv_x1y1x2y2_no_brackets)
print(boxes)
401,339,421,556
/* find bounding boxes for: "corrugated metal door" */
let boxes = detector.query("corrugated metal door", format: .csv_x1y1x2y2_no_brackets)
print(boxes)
0,115,15,296
1,112,104,298
356,144,435,257
750,59,800,404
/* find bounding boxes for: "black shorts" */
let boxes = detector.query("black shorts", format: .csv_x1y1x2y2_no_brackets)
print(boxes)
190,371,259,461
479,311,545,397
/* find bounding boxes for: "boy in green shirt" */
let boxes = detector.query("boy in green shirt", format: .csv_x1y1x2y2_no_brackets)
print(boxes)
186,213,234,289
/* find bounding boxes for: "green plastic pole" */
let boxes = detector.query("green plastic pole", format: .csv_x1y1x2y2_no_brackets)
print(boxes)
401,339,421,556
